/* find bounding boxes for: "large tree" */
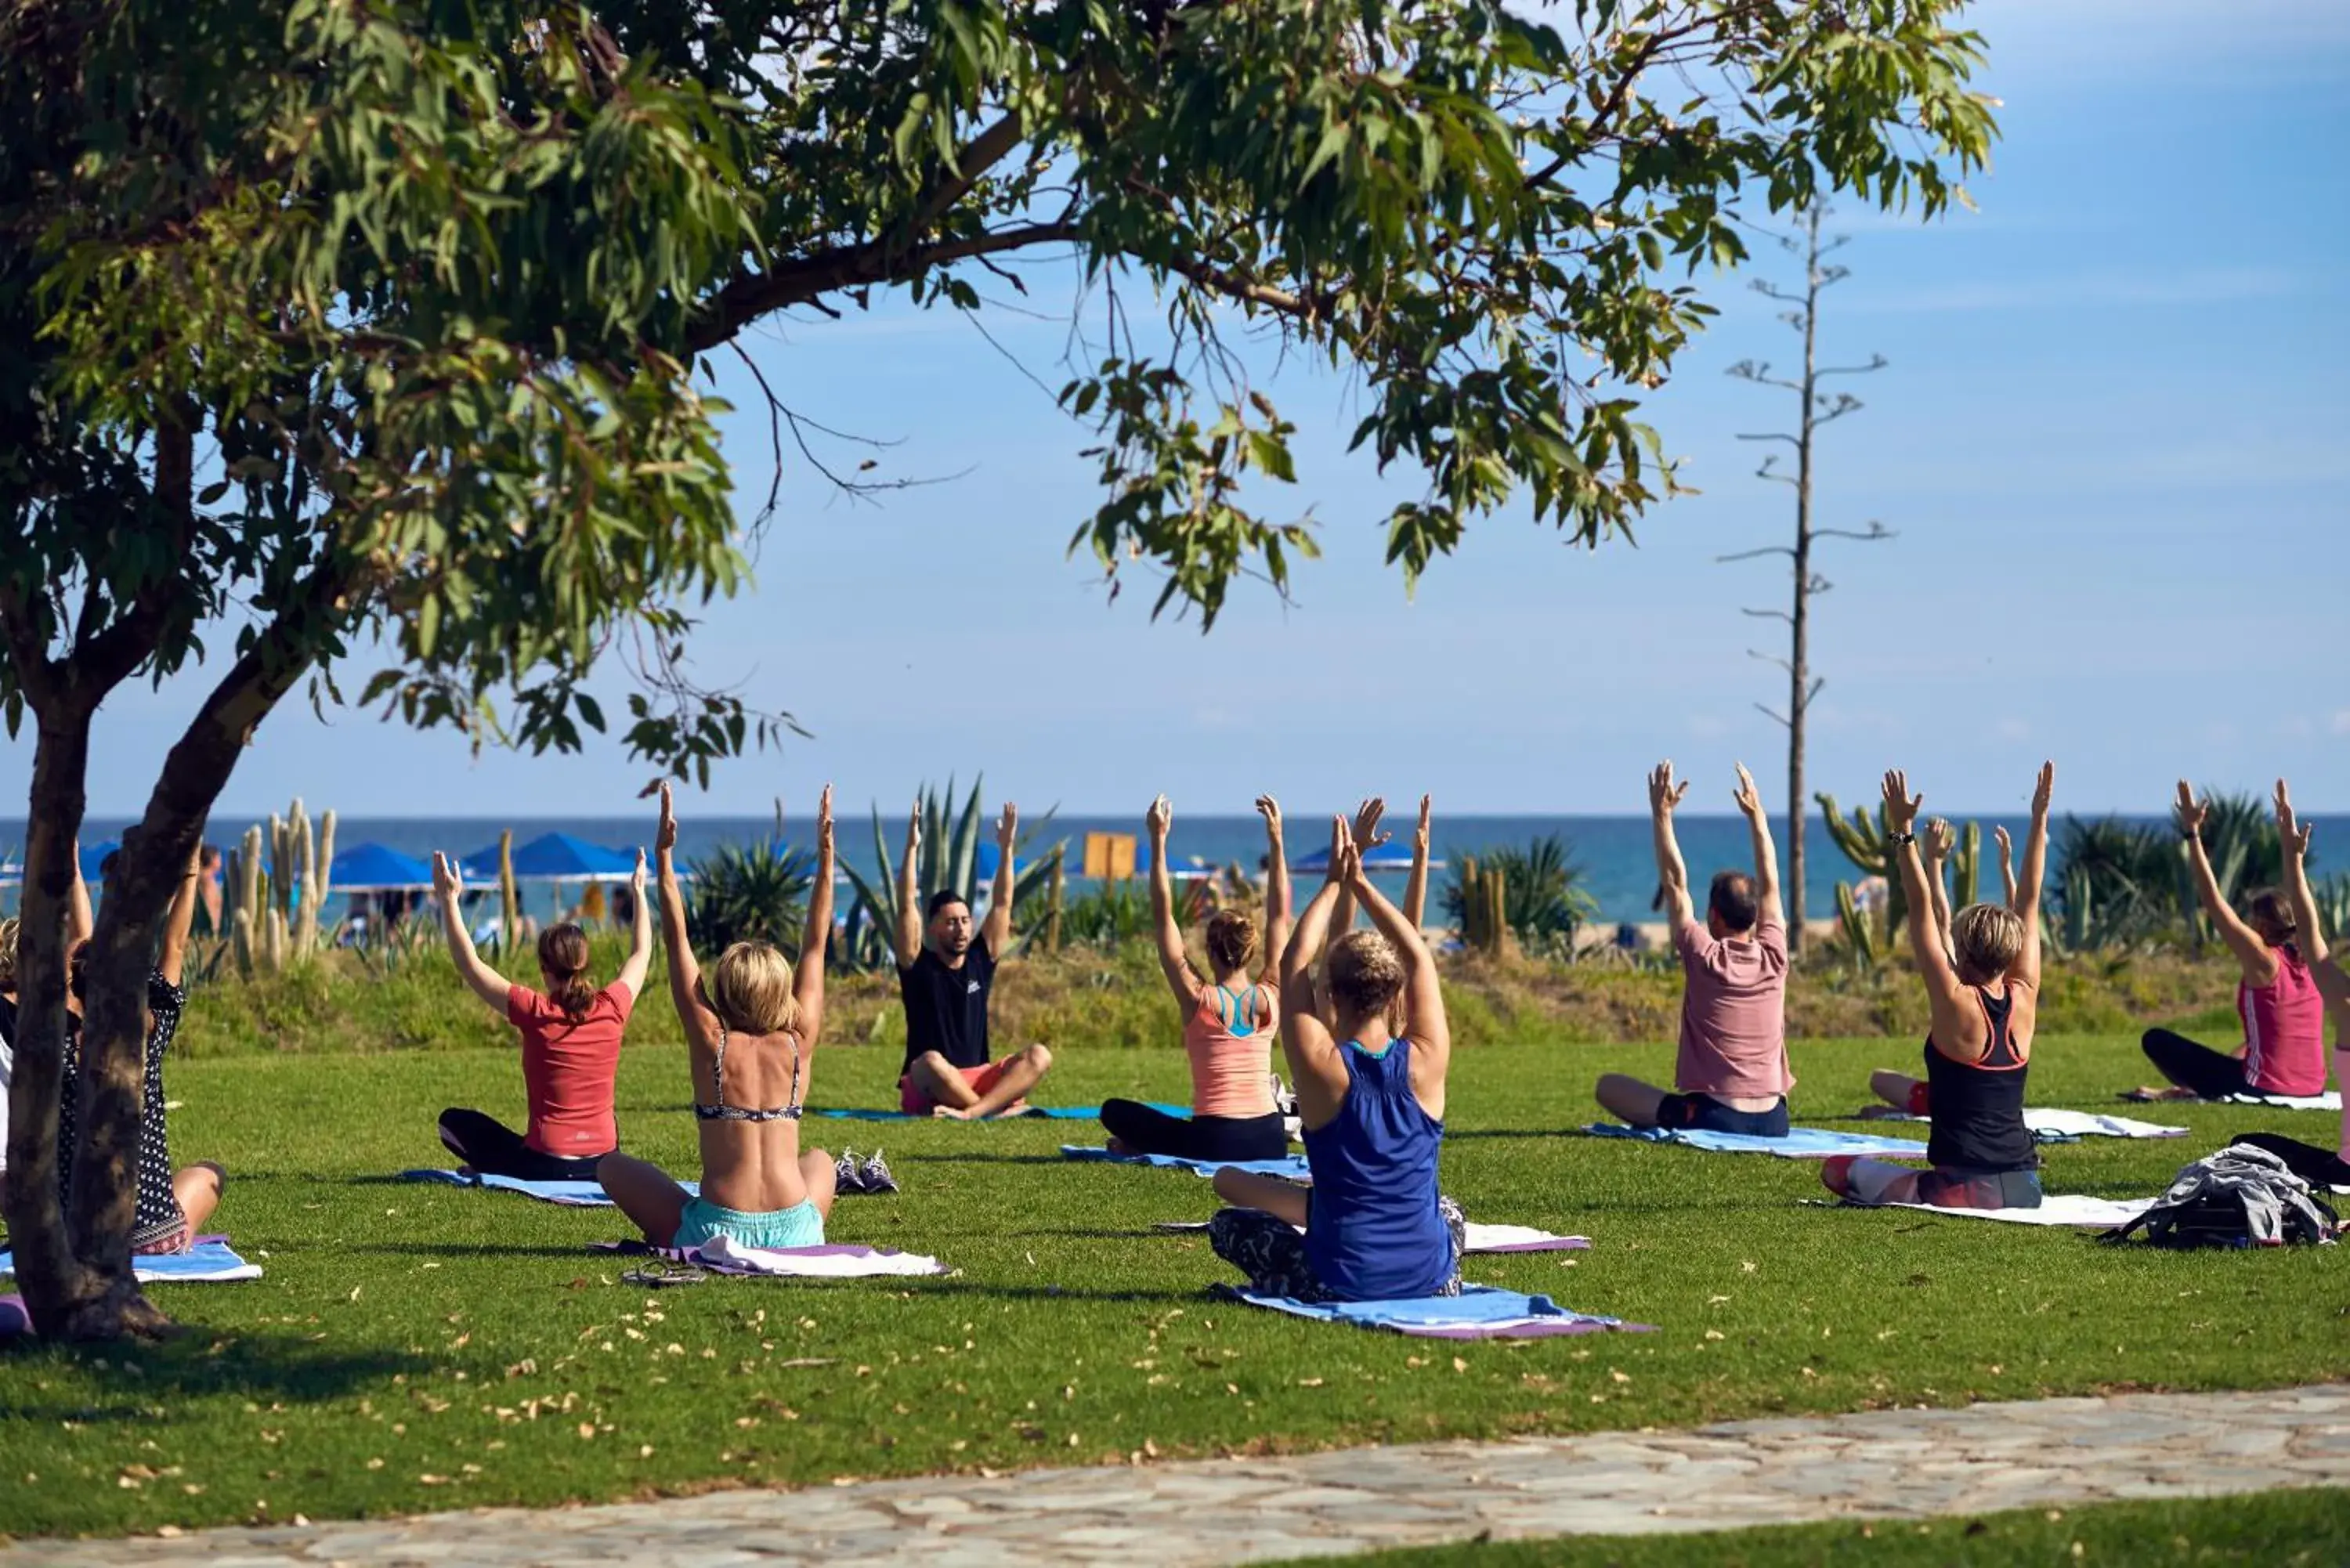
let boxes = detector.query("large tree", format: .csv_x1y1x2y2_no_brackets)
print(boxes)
2,0,1994,1339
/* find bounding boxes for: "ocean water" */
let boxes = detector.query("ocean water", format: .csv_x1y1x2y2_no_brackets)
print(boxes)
23,811,2337,926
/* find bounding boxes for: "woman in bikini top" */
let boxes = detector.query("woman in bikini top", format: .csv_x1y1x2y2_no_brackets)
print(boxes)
597,782,840,1248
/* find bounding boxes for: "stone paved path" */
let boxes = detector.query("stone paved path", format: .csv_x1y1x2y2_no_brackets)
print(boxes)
16,1384,2349,1565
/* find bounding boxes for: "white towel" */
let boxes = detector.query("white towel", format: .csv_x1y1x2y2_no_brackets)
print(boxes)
2224,1090,2343,1111
1882,1194,2155,1229
689,1238,946,1277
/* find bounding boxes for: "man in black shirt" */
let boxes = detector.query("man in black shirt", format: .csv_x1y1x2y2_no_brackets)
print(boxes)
895,799,1054,1117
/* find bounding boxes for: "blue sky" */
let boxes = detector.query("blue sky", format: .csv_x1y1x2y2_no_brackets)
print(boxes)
29,0,2350,822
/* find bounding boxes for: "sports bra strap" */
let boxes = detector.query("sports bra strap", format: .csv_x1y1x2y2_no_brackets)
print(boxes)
694,1022,804,1122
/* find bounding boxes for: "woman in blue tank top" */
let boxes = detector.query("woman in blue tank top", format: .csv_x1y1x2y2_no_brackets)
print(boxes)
1207,815,1463,1301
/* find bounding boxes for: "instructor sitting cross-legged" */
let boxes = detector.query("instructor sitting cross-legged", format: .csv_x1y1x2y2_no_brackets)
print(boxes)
895,799,1054,1118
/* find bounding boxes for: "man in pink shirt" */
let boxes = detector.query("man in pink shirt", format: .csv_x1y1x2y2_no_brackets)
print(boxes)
1596,761,1792,1137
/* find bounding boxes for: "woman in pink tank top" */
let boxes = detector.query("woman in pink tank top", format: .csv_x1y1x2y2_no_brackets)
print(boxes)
2138,782,2330,1101
1097,795,1291,1163
2230,781,2350,1183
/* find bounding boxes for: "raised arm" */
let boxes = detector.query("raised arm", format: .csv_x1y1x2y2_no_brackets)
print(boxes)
1145,794,1198,1007
981,801,1018,956
2175,780,2277,983
1648,762,1694,927
1256,795,1291,986
613,849,653,1000
2277,779,2330,968
1994,825,2019,909
1884,771,1966,1018
1922,818,1957,953
1353,852,1448,1069
1734,764,1783,929
892,800,923,970
795,786,836,1045
67,838,92,948
1402,794,1433,932
157,837,204,987
2011,762,2053,987
1329,797,1387,939
432,851,512,1013
653,783,707,1035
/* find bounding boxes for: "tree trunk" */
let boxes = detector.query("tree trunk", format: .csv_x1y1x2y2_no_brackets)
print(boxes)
2,704,108,1336
61,612,325,1340
1786,210,1821,959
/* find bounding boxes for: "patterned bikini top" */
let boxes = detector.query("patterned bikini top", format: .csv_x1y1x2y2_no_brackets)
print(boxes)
692,1024,804,1122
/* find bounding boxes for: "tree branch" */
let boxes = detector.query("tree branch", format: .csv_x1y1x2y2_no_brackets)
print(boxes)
689,217,1075,352
1735,432,1799,447
1717,545,1795,564
1741,609,1795,627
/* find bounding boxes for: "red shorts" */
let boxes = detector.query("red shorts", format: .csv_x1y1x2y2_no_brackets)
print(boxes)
898,1060,1023,1115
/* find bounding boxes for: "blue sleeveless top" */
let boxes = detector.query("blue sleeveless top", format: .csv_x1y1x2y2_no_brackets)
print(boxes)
1302,1039,1450,1299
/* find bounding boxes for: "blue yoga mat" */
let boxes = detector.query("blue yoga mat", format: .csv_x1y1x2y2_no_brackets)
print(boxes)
0,1237,261,1282
397,1169,699,1207
1059,1145,1311,1180
1231,1282,1650,1339
1579,1122,1929,1159
812,1103,1188,1122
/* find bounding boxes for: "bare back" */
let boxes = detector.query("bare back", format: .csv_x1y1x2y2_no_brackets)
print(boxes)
688,1018,813,1212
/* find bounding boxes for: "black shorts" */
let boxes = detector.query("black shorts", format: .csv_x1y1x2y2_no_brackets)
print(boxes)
1655,1092,1790,1138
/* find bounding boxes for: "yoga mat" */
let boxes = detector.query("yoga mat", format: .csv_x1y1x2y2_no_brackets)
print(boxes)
1579,1122,1930,1159
1060,1145,1312,1180
595,1238,945,1277
812,1102,1188,1122
1155,1219,1589,1254
398,1169,697,1207
1227,1283,1650,1339
0,1237,262,1283
1876,1108,2189,1141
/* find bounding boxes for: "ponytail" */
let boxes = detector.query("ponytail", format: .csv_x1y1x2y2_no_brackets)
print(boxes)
537,923,596,1019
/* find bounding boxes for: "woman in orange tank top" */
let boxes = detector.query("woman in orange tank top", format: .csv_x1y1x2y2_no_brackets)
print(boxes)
1098,795,1292,1162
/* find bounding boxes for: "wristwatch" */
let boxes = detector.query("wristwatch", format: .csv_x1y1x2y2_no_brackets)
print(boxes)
1889,831,1917,847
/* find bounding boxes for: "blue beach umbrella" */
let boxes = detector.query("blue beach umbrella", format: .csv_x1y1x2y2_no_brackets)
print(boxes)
457,831,636,881
1289,841,1438,873
79,840,121,883
330,843,436,891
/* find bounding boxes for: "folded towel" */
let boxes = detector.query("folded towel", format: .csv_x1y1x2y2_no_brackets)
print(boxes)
0,1237,262,1283
1580,1122,1930,1159
1873,1108,2189,1140
1060,1145,1311,1180
595,1238,945,1277
1226,1282,1650,1339
397,1169,701,1207
1154,1219,1588,1254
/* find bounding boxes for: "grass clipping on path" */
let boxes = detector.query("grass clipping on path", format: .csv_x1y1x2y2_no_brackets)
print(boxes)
1,1031,2341,1539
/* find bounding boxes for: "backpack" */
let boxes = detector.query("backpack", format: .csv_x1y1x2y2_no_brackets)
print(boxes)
2103,1143,2336,1249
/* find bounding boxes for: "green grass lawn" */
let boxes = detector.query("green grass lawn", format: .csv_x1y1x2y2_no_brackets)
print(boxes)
1283,1488,2350,1567
2,1031,2345,1541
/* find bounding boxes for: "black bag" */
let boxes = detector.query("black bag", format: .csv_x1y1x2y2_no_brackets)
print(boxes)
2102,1143,2337,1249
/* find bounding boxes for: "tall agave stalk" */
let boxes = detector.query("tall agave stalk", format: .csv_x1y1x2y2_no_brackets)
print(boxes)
1816,793,1909,941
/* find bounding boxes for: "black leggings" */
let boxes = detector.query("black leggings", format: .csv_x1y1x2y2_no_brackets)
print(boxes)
2141,1028,2251,1099
2231,1132,2350,1189
438,1107,609,1182
1099,1100,1288,1162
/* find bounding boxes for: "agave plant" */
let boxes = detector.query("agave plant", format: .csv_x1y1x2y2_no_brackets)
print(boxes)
1441,834,1598,956
832,775,1065,971
685,840,815,957
2052,815,2177,951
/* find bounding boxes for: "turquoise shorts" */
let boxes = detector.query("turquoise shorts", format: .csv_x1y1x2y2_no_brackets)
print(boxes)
674,1196,824,1252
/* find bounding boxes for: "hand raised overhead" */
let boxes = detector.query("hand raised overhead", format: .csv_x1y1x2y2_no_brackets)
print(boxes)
1648,761,1690,816
1881,770,1922,835
2172,779,2207,839
2277,779,2313,860
1732,762,1764,820
1146,793,1173,843
656,781,679,854
1351,797,1390,851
